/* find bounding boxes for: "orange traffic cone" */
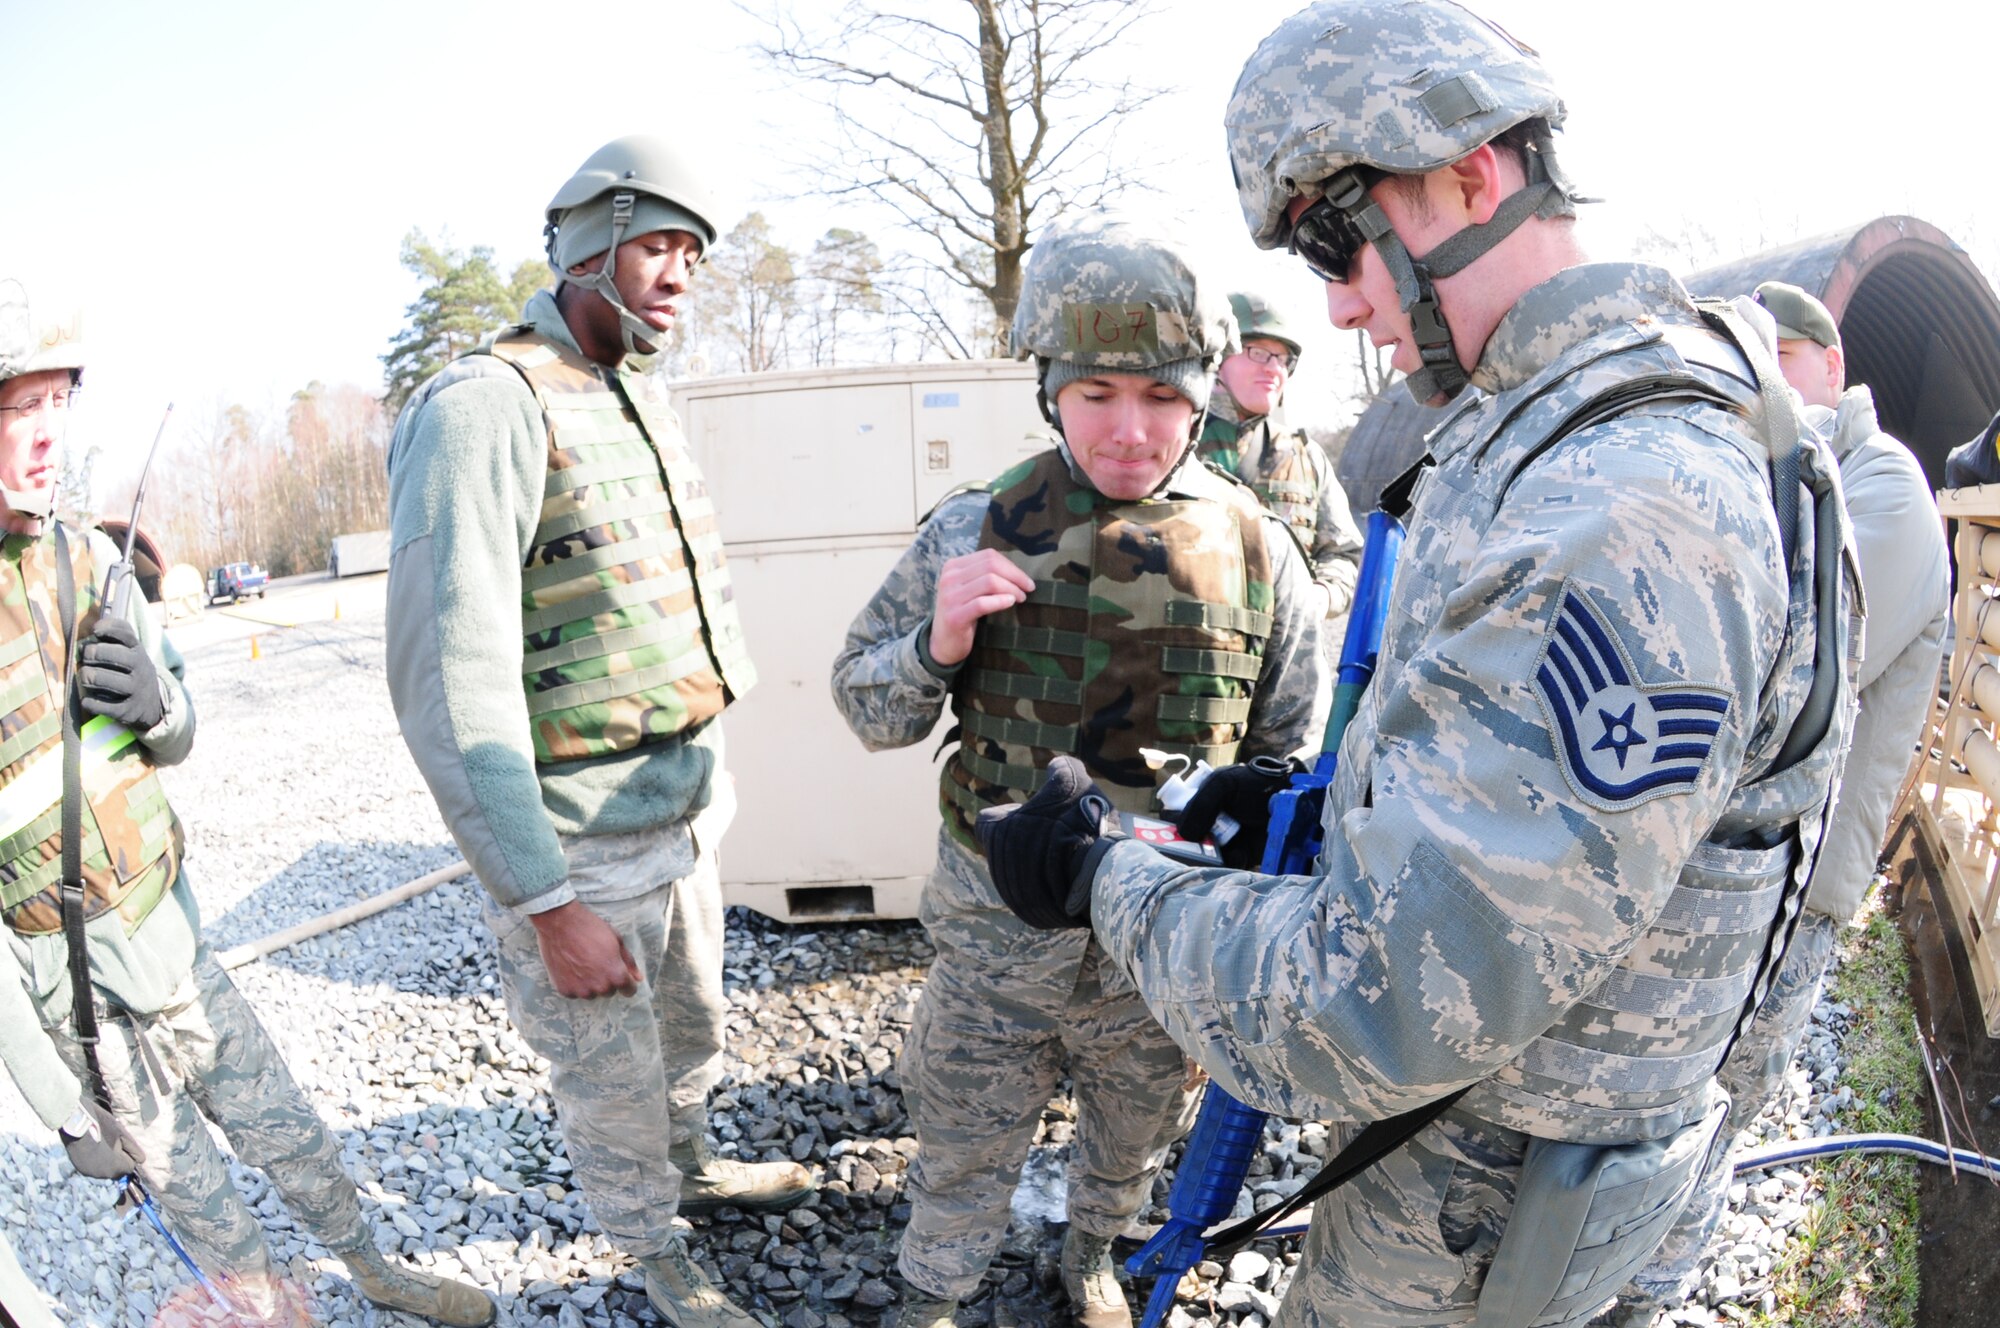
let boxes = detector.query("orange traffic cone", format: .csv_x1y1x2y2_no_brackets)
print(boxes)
250,636,261,661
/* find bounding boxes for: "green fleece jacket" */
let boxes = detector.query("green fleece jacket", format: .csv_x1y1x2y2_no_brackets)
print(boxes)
0,525,200,1130
384,289,722,915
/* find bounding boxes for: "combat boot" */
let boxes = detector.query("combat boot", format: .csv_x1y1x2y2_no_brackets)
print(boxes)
333,1239,496,1326
670,1130,815,1216
1059,1228,1132,1328
640,1238,763,1327
888,1287,959,1327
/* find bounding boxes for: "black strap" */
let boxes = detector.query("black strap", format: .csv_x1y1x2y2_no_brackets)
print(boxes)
52,525,107,1108
1203,1084,1471,1262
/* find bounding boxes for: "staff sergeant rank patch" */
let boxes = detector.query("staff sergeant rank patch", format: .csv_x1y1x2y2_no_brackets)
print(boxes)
1533,588,1730,812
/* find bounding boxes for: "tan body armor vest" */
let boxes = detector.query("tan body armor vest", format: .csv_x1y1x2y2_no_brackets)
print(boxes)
485,332,756,764
941,449,1275,841
0,531,181,936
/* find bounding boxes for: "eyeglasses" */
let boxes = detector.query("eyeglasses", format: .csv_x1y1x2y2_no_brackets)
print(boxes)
1241,345,1296,372
0,388,75,420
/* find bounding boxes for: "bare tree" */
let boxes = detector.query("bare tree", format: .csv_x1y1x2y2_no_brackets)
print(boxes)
753,0,1158,355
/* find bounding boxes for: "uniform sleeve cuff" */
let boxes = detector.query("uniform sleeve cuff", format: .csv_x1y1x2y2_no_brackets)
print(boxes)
514,881,577,917
914,620,965,681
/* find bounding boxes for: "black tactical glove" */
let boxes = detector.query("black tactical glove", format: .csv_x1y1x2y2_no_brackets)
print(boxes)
1173,756,1299,869
976,756,1118,929
59,1098,147,1181
77,616,166,732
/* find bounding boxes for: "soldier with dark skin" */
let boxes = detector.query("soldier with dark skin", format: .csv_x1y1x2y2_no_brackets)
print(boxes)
385,136,812,1328
0,284,492,1326
976,5,1860,1326
832,213,1329,1328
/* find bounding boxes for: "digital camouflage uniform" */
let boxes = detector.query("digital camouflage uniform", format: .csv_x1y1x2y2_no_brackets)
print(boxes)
831,213,1331,1306
0,527,374,1295
1622,382,1948,1315
1198,380,1365,644
386,285,758,1262
1081,8,1860,1326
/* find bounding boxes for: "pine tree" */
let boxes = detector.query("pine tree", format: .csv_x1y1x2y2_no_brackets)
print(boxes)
380,230,546,410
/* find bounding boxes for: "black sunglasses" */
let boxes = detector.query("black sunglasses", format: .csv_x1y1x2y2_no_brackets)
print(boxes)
1286,170,1383,283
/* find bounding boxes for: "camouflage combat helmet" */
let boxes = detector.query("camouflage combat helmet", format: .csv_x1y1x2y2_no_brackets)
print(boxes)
1226,0,1588,404
0,279,84,520
544,135,722,356
1228,291,1303,362
1011,211,1238,437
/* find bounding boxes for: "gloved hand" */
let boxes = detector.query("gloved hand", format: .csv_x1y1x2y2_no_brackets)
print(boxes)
976,756,1116,929
59,1098,146,1180
77,616,166,731
1173,756,1299,869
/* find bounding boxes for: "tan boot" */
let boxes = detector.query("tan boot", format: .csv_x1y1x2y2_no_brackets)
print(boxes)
1060,1228,1132,1328
640,1238,763,1327
670,1132,815,1216
888,1287,959,1327
335,1240,496,1327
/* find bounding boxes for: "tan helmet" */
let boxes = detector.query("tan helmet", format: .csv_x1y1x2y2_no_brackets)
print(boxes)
543,135,722,356
0,279,84,385
1225,0,1587,404
0,279,83,521
1010,212,1238,490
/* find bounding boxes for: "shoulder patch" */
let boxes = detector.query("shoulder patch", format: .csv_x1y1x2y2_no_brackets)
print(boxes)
1533,587,1732,812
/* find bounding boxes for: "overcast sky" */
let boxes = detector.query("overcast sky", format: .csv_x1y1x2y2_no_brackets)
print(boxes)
5,0,1994,493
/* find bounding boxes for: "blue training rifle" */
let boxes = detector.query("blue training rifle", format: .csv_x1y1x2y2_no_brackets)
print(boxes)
1125,510,1406,1327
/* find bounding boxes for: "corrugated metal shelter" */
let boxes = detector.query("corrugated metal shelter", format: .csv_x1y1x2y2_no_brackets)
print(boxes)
1686,216,2000,490
1334,216,2000,504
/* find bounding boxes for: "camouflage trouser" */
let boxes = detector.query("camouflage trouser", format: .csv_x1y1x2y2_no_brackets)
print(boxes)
1618,910,1842,1309
48,949,368,1285
1274,1112,1524,1327
484,828,728,1261
898,838,1198,1302
0,1228,57,1328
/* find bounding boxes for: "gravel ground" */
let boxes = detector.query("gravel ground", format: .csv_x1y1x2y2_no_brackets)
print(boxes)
0,583,1874,1327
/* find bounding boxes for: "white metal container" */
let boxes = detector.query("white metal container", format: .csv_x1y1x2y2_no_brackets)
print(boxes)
329,530,392,578
673,359,1045,923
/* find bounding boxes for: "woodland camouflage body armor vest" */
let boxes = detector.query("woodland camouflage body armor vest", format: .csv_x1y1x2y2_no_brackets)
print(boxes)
486,331,756,763
942,449,1274,841
1198,410,1323,544
0,531,181,936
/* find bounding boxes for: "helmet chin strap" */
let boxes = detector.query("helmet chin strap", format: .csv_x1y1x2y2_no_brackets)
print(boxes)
1325,167,1557,406
547,191,662,358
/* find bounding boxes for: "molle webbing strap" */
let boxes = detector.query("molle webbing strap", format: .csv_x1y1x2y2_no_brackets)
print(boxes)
522,617,699,675
1162,647,1261,681
975,671,1083,706
957,748,1041,794
521,574,697,637
524,650,717,719
960,708,1078,754
521,531,688,593
984,624,1090,659
1159,695,1252,726
1164,602,1273,636
1023,581,1090,611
